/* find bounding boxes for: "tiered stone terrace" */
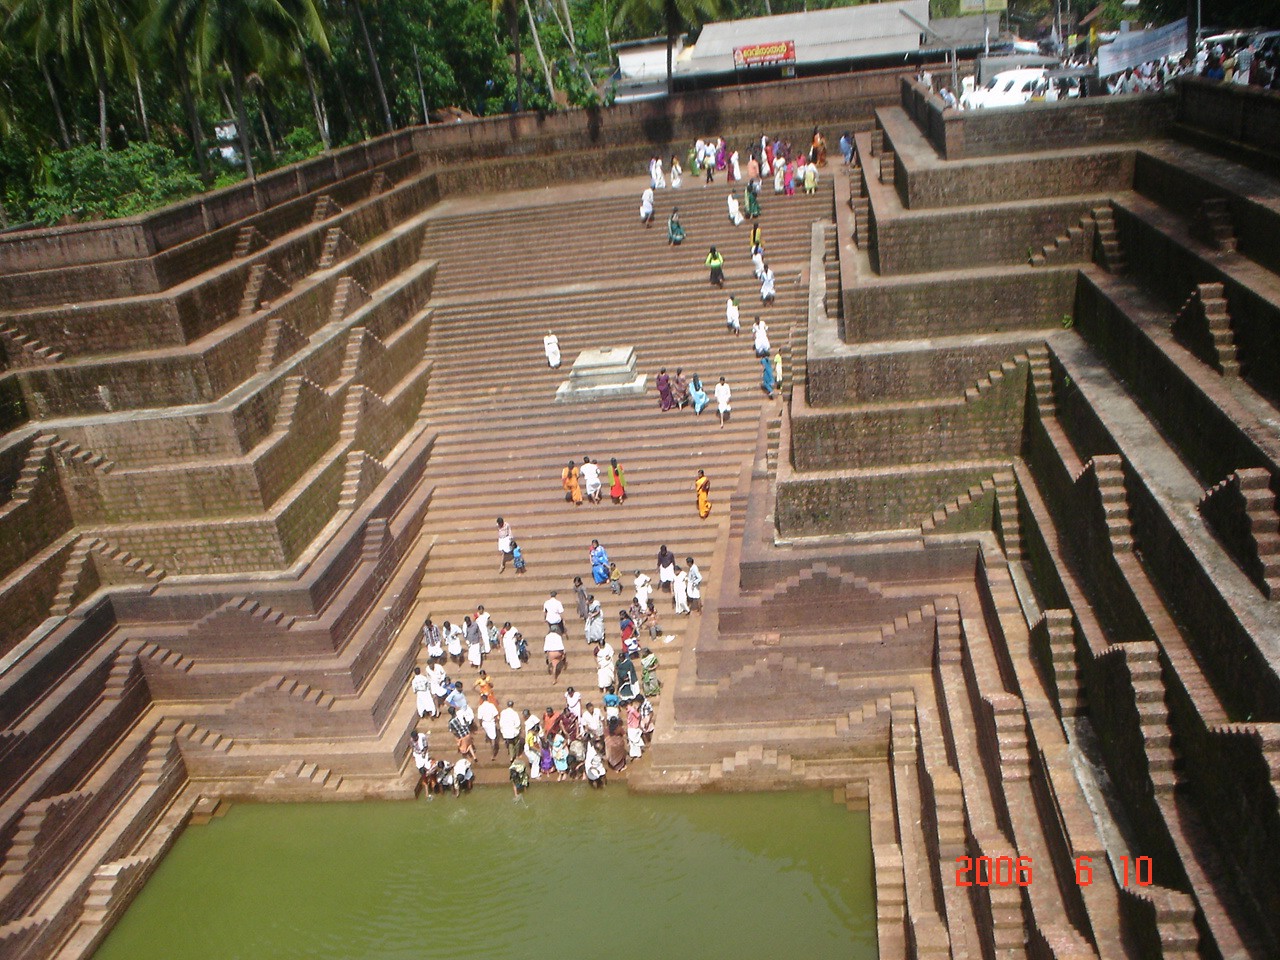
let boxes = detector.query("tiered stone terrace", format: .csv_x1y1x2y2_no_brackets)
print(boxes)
1,66,1278,960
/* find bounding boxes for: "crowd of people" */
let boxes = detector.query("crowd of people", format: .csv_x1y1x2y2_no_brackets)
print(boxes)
410,130,827,798
410,529,715,797
560,457,627,506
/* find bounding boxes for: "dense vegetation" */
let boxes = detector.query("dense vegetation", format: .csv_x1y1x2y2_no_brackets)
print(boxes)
0,0,1251,226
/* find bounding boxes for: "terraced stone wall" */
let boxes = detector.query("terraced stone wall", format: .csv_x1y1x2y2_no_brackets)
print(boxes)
901,77,1177,160
1177,75,1280,156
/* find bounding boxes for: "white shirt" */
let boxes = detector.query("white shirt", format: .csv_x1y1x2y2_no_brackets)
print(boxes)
715,382,732,410
499,707,522,739
726,299,739,327
543,631,566,653
477,699,499,732
580,462,601,487
543,597,564,625
411,673,429,693
454,757,472,779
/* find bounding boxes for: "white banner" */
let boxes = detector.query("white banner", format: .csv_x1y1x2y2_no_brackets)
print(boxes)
1098,17,1188,76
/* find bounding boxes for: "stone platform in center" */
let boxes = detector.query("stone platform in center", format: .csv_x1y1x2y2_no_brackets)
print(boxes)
555,345,647,402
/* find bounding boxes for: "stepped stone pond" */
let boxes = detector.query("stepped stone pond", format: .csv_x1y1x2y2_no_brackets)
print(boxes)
92,789,875,960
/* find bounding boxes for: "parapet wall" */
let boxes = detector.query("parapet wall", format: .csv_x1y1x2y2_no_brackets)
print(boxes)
1177,76,1280,156
0,132,419,275
413,68,908,163
0,67,909,282
898,77,1176,160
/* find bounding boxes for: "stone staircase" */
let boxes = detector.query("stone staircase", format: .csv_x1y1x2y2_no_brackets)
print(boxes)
0,325,64,367
1091,205,1127,274
1198,467,1280,599
1029,210,1099,267
1192,197,1237,252
395,177,833,771
1172,281,1241,377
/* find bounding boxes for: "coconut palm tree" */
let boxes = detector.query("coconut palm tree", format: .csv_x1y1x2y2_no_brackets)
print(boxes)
67,0,138,149
491,0,525,111
346,0,393,133
1,0,73,148
613,0,720,95
5,0,134,149
147,0,330,179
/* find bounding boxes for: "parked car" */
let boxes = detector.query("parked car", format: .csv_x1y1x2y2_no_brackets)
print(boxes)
960,68,1048,109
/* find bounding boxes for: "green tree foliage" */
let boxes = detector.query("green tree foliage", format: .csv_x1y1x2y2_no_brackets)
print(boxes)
0,0,1224,225
613,0,722,93
27,142,205,224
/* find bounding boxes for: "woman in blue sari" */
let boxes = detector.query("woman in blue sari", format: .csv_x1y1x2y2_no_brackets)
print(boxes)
689,374,709,415
760,354,776,399
590,539,610,585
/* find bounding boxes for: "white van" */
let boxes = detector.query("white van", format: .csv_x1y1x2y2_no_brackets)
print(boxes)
960,68,1048,109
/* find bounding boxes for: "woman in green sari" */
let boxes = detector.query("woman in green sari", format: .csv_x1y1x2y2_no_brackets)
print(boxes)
640,647,661,698
744,181,761,219
667,208,685,246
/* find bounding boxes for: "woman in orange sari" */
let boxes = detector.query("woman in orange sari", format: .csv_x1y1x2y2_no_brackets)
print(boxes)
811,127,828,167
695,469,711,519
563,460,583,505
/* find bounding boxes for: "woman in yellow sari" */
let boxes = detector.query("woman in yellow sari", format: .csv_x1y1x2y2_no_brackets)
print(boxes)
695,469,711,519
563,460,583,505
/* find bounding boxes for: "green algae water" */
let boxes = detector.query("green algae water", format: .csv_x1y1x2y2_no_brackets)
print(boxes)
93,789,875,960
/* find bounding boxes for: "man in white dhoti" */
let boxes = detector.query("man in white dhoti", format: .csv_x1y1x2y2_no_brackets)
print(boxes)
752,247,765,279
502,623,523,670
426,662,448,714
585,739,606,787
475,605,492,652
760,264,776,304
423,619,444,662
657,545,676,591
582,701,605,740
752,318,770,358
496,517,514,572
445,681,474,726
579,457,602,503
411,667,434,719
543,332,561,368
476,693,500,759
672,568,690,615
410,731,430,780
715,377,732,428
595,639,616,691
523,711,542,779
564,686,583,717
725,297,740,335
465,617,483,668
730,150,742,181
686,557,703,613
444,620,463,664
544,591,565,635
640,187,655,225
651,156,666,189
727,193,744,226
633,571,653,613
499,700,523,760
